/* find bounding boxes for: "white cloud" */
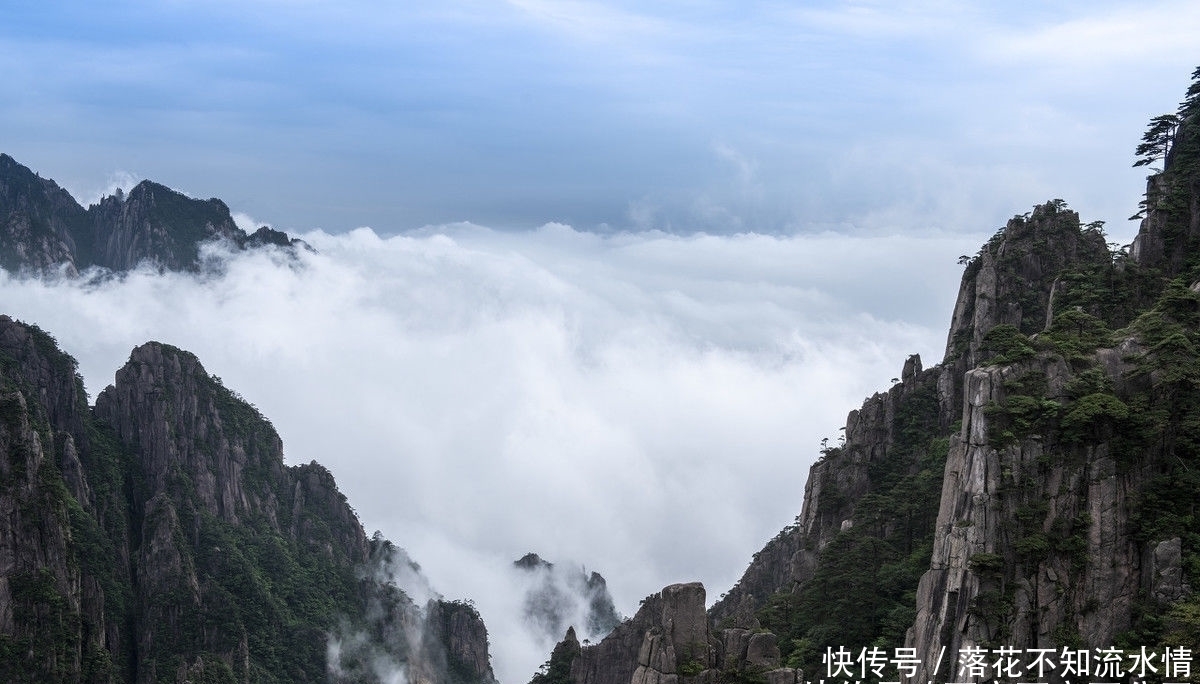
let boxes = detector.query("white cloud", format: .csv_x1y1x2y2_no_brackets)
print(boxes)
503,0,682,49
0,224,977,682
779,0,975,40
66,170,141,207
713,142,761,200
979,2,1200,67
232,212,271,233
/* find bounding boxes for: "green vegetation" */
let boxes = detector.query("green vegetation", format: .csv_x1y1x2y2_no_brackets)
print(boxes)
1,569,79,683
980,324,1036,365
1131,67,1200,279
1043,309,1113,359
757,382,949,680
983,371,1059,448
0,323,383,682
530,631,582,684
1135,114,1180,169
755,70,1200,674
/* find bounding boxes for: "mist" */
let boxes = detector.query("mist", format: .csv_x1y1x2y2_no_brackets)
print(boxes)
0,223,981,683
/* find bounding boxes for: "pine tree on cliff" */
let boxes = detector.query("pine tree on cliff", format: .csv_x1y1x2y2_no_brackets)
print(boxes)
1134,114,1179,171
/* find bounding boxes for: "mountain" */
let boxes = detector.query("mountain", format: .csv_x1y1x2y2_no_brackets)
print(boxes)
535,69,1200,683
0,154,306,275
0,316,495,683
513,553,622,644
10,69,1200,684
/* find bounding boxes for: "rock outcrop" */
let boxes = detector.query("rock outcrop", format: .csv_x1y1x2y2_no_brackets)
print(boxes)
0,153,88,274
0,153,306,275
0,315,495,683
710,351,955,629
86,181,248,272
943,202,1110,372
703,186,1200,683
905,349,1151,678
548,582,799,684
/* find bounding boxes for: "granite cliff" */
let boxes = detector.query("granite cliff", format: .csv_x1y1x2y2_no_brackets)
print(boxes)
534,583,799,684
0,153,304,276
536,68,1200,684
0,316,495,683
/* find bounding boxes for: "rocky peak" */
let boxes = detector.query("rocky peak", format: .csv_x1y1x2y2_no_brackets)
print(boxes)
0,315,90,443
247,224,308,251
944,201,1110,371
330,534,498,684
89,180,244,271
516,552,554,570
515,552,622,644
427,600,498,684
1130,74,1200,276
2,317,498,682
0,152,305,275
94,341,284,526
544,582,799,684
0,154,88,274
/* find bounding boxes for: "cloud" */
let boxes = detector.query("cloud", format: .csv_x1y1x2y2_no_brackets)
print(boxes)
779,0,975,40
979,1,1200,68
504,0,675,42
713,143,761,200
232,212,272,233
65,170,142,208
0,224,979,682
3,1,1194,236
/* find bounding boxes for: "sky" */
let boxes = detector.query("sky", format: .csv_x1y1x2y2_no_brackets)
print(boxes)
2,1,1200,682
2,1,1198,237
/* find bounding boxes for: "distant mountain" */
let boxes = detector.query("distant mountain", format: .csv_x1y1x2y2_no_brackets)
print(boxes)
513,553,621,643
0,316,495,683
0,154,305,275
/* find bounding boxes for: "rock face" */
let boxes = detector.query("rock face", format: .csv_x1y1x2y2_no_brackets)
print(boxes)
515,552,622,643
942,202,1110,372
87,181,247,272
0,315,495,683
0,153,306,275
704,196,1200,682
0,154,88,274
905,352,1149,678
710,351,956,629
546,583,799,684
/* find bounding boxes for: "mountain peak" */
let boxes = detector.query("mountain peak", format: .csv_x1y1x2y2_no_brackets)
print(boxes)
515,552,553,570
0,153,303,274
0,153,89,274
944,199,1110,370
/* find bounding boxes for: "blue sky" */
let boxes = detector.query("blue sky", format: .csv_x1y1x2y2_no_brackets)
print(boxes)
3,1,1199,237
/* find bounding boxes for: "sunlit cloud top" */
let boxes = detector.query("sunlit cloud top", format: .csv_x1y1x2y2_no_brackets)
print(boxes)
2,1,1196,237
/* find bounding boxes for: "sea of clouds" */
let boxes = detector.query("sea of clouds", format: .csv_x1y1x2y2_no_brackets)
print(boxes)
0,222,981,683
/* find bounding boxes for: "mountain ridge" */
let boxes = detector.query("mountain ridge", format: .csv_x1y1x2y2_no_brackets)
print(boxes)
0,315,497,683
0,153,306,276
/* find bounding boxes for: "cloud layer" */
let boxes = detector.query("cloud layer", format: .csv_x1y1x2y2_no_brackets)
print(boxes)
2,2,1194,235
0,224,979,682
